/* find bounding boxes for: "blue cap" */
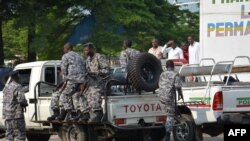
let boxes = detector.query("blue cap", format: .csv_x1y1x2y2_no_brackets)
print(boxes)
9,70,18,76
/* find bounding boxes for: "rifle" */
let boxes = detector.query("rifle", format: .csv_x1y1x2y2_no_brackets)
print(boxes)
58,81,67,93
79,82,89,96
66,82,89,97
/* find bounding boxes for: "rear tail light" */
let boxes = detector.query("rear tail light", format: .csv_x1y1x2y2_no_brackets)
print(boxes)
156,115,167,122
212,91,223,111
114,118,125,125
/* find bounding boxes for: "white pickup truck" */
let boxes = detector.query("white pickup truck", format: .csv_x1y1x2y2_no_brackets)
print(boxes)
174,56,250,141
1,54,250,141
0,53,168,141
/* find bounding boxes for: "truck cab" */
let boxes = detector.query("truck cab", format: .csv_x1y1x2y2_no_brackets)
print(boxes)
0,61,61,140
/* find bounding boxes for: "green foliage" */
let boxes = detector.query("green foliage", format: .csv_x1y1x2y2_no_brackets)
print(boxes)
2,0,200,61
2,20,28,59
87,0,199,57
0,0,20,65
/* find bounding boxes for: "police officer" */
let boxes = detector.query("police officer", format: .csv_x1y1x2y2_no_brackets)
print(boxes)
57,42,87,121
2,71,28,141
75,42,110,122
158,60,182,141
47,71,64,121
47,77,65,121
84,42,110,76
119,39,140,73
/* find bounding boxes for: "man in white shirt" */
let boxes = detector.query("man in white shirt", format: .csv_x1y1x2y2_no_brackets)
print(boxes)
188,35,200,64
148,38,163,59
161,40,184,59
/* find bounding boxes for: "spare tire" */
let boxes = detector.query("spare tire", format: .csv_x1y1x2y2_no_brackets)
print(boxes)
127,53,162,92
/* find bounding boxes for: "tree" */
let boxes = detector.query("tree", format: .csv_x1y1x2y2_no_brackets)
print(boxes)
14,0,58,61
82,0,166,55
85,0,199,56
2,0,200,61
0,0,19,65
2,20,27,60
13,0,92,60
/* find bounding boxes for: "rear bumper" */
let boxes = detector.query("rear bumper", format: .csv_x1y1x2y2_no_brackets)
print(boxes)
111,123,165,139
221,112,250,124
113,123,164,131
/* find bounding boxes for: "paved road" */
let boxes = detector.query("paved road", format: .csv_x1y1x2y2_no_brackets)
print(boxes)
0,134,223,141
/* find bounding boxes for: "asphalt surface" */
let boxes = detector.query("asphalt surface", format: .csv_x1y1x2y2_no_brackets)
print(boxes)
0,133,224,141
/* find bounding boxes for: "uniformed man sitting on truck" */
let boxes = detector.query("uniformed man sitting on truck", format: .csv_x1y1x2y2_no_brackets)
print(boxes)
57,43,87,121
47,71,64,121
158,60,183,141
73,42,110,122
2,71,28,141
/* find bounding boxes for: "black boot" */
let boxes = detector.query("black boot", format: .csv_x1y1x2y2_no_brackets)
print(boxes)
56,109,67,121
47,108,59,121
71,110,82,122
64,110,75,122
161,132,170,141
78,112,90,123
89,110,103,122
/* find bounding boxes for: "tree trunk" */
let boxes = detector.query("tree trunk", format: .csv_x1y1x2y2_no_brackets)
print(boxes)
0,18,4,66
27,23,36,62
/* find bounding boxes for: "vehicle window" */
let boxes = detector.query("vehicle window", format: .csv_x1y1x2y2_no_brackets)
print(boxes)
44,67,61,85
18,69,31,87
44,67,56,84
38,82,56,97
40,67,60,97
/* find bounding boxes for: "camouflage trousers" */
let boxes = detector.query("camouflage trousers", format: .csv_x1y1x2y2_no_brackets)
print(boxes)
59,82,77,111
164,103,175,132
5,118,26,141
50,91,61,110
73,86,102,113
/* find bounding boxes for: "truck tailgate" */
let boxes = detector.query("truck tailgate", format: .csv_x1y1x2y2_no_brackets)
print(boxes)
106,94,166,126
223,87,250,112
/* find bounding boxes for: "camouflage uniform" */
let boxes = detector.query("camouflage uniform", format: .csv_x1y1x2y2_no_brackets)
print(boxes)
119,48,140,69
49,72,64,111
76,53,110,113
86,53,109,75
47,73,64,121
158,70,182,133
2,81,28,141
59,51,87,111
50,88,62,110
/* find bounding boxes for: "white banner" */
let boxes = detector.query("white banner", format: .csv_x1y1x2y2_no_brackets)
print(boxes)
200,0,250,62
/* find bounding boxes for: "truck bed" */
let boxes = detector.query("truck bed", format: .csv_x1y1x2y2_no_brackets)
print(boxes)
106,94,166,126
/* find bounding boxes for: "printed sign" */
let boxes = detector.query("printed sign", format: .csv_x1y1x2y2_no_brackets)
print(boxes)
200,0,250,61
236,97,250,107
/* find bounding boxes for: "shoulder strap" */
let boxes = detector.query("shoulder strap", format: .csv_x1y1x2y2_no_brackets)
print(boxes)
96,53,101,70
171,73,179,90
13,85,20,100
124,50,131,60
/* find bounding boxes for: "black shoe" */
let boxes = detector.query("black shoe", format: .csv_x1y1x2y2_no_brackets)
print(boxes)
78,112,90,122
89,110,103,122
47,108,59,121
68,110,81,122
56,109,67,121
64,110,74,122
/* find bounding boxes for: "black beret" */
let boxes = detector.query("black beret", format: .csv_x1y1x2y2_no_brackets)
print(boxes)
83,42,94,48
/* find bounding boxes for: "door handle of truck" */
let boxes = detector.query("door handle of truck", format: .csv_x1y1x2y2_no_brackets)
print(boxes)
29,99,37,104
